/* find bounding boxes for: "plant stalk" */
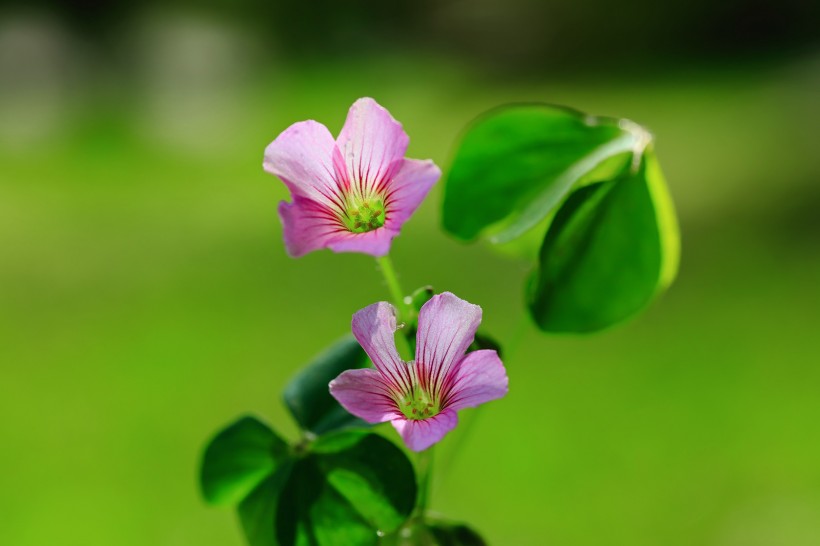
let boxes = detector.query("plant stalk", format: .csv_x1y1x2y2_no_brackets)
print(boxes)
414,447,434,521
376,255,412,322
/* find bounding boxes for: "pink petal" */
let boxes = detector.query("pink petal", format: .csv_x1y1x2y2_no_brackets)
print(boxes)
327,226,398,257
351,302,413,394
415,293,482,396
329,369,401,424
278,197,346,258
264,120,343,207
336,98,409,193
392,410,458,452
443,350,509,411
383,158,441,229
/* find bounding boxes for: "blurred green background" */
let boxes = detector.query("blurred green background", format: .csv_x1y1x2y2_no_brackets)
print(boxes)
1,1,819,545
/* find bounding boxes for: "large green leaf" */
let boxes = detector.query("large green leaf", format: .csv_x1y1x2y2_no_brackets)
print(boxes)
200,416,289,506
236,430,417,546
529,149,679,332
283,336,371,434
443,104,640,243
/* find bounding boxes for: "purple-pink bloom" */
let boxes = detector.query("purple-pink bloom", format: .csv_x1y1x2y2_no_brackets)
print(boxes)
329,292,509,451
263,98,441,257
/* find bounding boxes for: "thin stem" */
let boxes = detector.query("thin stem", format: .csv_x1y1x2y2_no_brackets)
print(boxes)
376,255,412,322
414,447,434,520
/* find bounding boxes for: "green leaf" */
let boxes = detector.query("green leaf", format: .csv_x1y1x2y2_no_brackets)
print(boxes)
427,522,488,546
381,518,487,546
237,431,416,546
200,416,289,506
314,431,417,532
238,462,295,546
283,336,371,435
468,332,503,357
529,148,679,332
443,104,639,243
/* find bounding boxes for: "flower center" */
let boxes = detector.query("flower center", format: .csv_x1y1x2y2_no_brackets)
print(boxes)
340,194,386,234
398,387,440,420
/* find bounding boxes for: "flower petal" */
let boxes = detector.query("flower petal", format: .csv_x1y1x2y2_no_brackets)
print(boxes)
391,410,458,452
329,368,401,424
351,302,413,394
326,226,397,257
443,350,508,411
336,98,409,193
415,293,482,398
278,197,346,257
383,158,441,229
264,120,343,207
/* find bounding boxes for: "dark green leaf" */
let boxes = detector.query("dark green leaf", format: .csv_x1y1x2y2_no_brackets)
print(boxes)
238,462,294,546
283,336,371,434
529,149,679,332
314,431,417,532
381,519,488,546
236,430,416,546
468,332,503,358
276,457,377,546
443,104,638,243
427,522,488,546
200,416,289,506
408,286,434,314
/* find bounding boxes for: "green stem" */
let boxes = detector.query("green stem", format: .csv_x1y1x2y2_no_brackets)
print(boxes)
376,255,412,322
414,447,434,520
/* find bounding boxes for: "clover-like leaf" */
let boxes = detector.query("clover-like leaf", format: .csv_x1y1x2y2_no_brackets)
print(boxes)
200,416,289,506
443,104,640,243
529,149,679,332
236,430,417,546
283,336,371,435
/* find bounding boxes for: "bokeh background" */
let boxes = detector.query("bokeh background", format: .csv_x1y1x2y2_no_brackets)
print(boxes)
2,1,819,545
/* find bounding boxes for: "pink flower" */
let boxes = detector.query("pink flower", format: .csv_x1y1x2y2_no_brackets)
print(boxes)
263,98,441,257
329,292,509,451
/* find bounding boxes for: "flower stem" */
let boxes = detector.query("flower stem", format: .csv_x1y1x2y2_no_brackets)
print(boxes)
376,255,412,322
414,447,434,520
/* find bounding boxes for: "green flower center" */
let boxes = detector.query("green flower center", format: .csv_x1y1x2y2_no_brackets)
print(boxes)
340,194,386,234
398,388,440,420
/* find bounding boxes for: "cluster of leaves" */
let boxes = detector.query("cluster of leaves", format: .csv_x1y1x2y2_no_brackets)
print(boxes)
201,334,487,546
200,337,417,546
443,104,679,332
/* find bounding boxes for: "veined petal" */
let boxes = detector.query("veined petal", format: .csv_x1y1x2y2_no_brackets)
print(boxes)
264,120,344,208
336,98,409,194
329,369,401,424
391,410,458,452
278,197,346,258
415,293,482,398
384,158,441,228
352,302,413,393
443,350,508,411
326,226,398,257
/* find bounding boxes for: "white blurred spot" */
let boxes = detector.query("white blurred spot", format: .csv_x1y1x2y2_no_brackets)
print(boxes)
129,11,261,157
0,12,75,150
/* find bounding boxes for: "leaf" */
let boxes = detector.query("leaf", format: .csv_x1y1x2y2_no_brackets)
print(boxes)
238,463,295,546
283,336,371,434
529,148,679,332
236,430,417,546
427,522,488,546
443,104,639,243
314,431,417,532
468,332,503,358
200,416,289,506
380,518,488,546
